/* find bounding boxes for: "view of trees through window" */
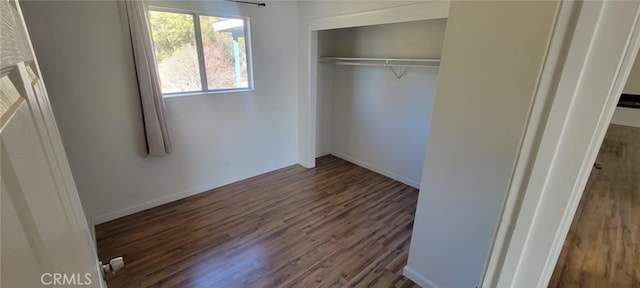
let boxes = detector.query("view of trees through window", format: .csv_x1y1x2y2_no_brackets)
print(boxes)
149,10,250,94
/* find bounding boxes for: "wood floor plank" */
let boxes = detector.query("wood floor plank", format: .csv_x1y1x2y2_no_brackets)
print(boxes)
549,124,640,288
96,155,420,288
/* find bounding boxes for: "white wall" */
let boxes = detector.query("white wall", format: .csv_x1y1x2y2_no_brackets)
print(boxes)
317,20,446,187
611,50,640,128
21,0,299,223
404,2,560,288
622,49,640,94
299,0,422,20
612,107,640,128
316,29,336,156
333,20,446,58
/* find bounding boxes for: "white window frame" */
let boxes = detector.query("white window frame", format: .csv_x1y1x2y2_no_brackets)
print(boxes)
148,7,255,97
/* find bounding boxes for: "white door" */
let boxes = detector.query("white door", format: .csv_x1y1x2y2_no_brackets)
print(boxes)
0,0,104,287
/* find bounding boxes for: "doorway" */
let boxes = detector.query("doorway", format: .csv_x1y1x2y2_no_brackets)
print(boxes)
550,59,640,287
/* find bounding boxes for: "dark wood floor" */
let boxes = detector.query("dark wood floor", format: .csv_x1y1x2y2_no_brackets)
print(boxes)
96,156,420,288
549,124,640,288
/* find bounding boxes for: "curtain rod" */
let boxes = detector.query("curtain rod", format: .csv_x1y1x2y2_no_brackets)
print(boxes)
225,0,266,7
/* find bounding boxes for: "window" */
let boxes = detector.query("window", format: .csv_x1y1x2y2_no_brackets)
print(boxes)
148,9,253,95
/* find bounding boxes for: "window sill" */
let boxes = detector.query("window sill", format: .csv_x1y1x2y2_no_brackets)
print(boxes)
162,88,254,99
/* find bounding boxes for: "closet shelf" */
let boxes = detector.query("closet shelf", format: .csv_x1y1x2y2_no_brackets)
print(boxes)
318,57,440,79
318,57,440,68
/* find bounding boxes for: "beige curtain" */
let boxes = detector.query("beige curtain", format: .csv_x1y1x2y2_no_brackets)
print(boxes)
124,0,173,156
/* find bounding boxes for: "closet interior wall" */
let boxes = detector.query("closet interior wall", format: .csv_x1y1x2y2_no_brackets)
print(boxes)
316,19,447,187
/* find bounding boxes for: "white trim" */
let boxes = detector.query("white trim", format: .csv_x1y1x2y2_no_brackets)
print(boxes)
90,218,97,248
301,2,450,168
330,152,420,189
537,8,640,286
93,182,217,224
302,30,318,168
403,266,442,288
480,1,578,286
308,1,449,31
162,88,255,99
92,162,297,224
484,1,640,287
192,13,208,91
13,1,105,285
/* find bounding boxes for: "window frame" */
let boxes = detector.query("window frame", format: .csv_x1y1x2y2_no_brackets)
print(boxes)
148,6,255,97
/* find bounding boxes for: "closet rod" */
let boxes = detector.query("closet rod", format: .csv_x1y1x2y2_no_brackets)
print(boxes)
329,61,438,68
318,57,440,68
319,57,440,79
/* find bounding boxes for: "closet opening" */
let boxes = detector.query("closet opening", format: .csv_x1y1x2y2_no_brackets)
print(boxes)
311,18,447,188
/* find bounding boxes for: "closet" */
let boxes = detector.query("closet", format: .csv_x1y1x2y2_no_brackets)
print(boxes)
314,19,447,187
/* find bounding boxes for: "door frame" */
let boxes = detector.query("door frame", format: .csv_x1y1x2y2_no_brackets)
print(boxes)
483,1,640,287
300,1,450,168
13,0,92,233
6,0,105,286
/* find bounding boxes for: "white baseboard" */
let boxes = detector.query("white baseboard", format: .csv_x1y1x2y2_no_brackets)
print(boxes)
330,152,420,188
611,107,640,128
93,153,419,224
92,182,217,225
316,151,331,158
403,266,441,288
92,163,295,225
